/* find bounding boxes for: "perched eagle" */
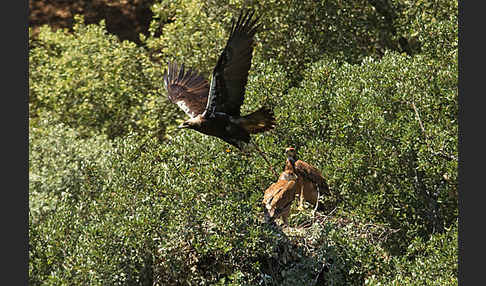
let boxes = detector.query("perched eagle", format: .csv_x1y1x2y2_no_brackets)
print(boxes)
262,168,300,226
163,10,275,150
284,147,330,210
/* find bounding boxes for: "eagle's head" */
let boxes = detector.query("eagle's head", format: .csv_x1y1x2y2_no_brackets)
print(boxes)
285,147,297,161
178,115,204,131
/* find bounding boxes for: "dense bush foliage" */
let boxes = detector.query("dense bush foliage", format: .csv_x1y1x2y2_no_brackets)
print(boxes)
29,0,458,285
145,0,457,85
281,53,458,253
365,220,458,285
29,114,114,221
29,17,179,140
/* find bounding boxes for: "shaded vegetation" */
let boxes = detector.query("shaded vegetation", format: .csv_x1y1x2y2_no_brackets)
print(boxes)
29,0,154,44
29,0,458,285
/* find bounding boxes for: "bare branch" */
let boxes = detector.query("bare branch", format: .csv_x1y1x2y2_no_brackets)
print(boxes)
251,141,279,178
410,100,457,162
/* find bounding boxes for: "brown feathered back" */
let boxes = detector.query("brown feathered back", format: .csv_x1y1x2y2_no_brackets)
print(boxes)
262,169,299,225
163,10,275,151
285,147,329,191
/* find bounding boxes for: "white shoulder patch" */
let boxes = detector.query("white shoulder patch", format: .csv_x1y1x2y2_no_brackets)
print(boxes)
176,100,195,117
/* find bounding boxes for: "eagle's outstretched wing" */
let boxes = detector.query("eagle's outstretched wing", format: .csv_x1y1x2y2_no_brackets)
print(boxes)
163,62,210,118
203,10,261,118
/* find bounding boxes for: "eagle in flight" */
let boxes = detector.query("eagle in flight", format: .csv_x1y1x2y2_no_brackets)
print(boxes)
163,10,275,150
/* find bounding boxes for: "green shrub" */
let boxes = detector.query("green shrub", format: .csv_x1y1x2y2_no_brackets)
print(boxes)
145,0,401,85
29,128,280,285
278,52,457,253
145,0,456,86
29,16,178,140
392,0,458,61
29,51,457,285
365,220,458,285
29,113,114,222
28,127,398,285
29,0,458,284
145,0,228,78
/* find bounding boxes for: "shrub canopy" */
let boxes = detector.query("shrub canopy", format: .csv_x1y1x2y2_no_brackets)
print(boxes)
29,0,458,284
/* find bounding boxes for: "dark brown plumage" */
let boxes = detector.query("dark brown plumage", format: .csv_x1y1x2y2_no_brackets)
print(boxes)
163,10,275,150
284,147,330,210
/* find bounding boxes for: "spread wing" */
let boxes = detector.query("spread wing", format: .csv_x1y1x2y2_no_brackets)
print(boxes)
163,62,210,118
203,10,261,118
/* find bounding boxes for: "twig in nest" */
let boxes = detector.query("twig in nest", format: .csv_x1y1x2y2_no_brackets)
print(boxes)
325,207,337,218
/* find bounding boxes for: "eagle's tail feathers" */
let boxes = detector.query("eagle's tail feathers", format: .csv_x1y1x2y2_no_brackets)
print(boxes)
241,107,275,134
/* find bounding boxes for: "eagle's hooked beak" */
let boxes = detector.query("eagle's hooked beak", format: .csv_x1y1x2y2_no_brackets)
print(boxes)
285,147,297,164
